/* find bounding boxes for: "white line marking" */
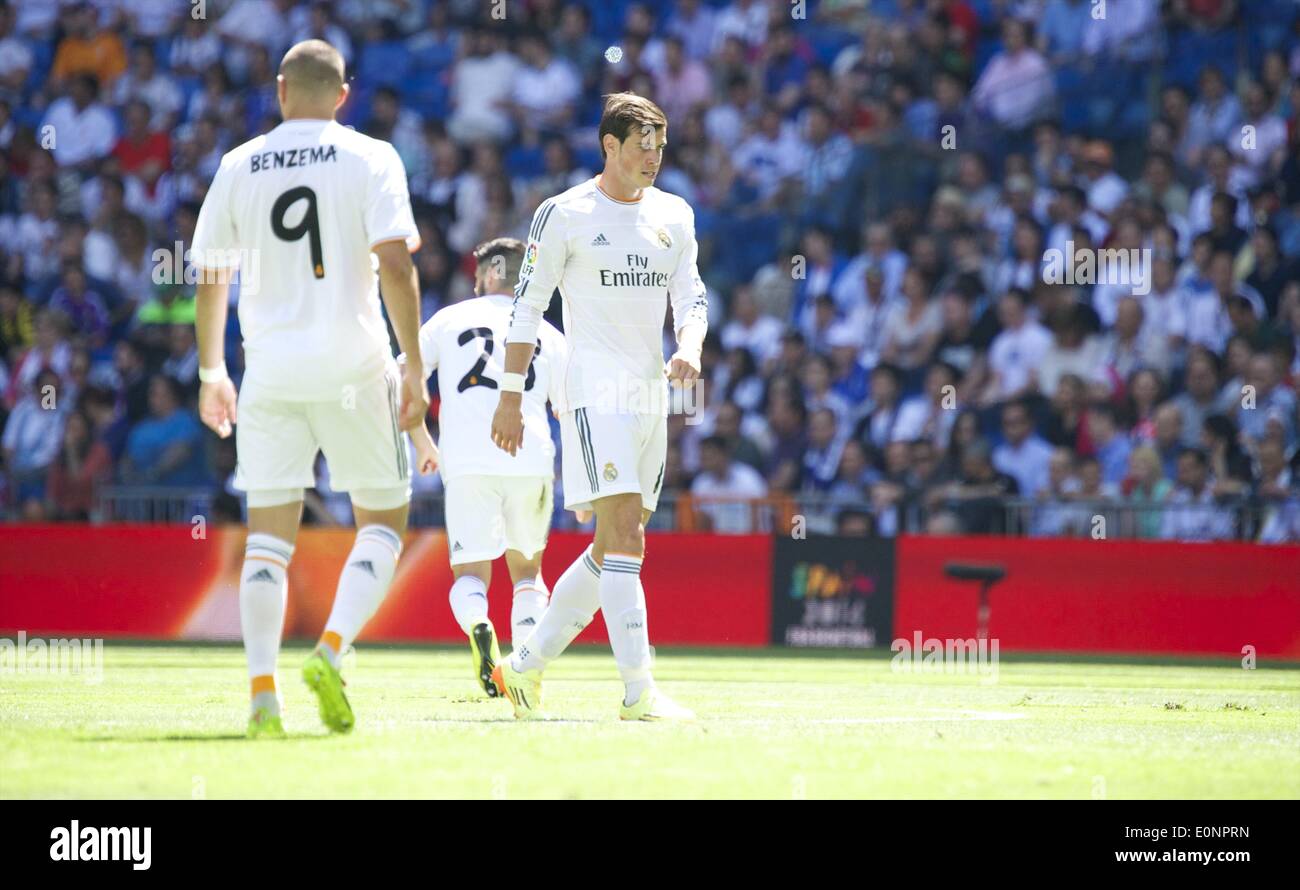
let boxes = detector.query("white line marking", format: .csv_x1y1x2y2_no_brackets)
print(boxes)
726,711,1028,725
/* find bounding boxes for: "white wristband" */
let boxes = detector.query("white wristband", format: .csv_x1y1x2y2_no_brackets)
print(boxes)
198,363,228,384
499,371,525,393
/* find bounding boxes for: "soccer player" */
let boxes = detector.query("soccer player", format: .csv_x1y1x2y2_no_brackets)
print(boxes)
405,237,567,696
490,93,708,721
191,40,430,738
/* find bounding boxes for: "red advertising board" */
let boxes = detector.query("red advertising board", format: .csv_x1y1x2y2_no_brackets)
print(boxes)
894,536,1300,659
0,525,772,647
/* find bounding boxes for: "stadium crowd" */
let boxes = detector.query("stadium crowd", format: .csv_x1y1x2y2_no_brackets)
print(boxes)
0,0,1298,542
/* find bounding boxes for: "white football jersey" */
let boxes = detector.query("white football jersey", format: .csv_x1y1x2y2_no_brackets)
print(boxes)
418,292,567,480
192,118,419,400
507,178,707,415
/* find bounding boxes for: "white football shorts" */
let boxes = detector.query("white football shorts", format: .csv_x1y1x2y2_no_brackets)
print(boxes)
443,474,553,564
559,407,667,514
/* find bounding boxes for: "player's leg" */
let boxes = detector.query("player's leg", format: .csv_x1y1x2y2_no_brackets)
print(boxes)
598,412,692,721
233,391,316,738
317,499,408,665
445,475,509,695
242,497,303,738
449,560,502,697
496,410,633,716
302,364,411,732
504,550,547,645
591,491,654,705
502,476,555,644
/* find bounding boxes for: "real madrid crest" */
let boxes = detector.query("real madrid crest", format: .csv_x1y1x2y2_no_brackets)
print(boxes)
603,462,619,482
656,228,672,249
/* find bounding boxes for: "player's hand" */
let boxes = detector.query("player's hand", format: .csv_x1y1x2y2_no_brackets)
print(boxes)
491,393,525,456
666,349,701,388
199,378,238,438
415,437,440,475
398,362,430,432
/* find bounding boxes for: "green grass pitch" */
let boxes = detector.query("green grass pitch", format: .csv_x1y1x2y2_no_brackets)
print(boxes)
2,644,1298,798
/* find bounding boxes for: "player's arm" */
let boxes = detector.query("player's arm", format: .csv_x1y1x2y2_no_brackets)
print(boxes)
195,270,237,438
366,142,428,432
374,239,429,432
399,316,441,475
667,206,709,388
493,201,566,456
191,160,239,438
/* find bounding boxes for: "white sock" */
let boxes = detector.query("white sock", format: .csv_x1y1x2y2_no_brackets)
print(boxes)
449,574,489,634
513,546,601,672
598,552,654,706
510,575,549,643
321,524,402,665
241,533,293,702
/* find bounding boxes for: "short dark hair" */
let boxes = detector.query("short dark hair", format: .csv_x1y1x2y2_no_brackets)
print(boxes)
598,92,667,160
472,237,525,286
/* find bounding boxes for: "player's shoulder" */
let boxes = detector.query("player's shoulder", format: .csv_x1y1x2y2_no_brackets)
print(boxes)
644,186,694,220
429,295,510,329
215,131,271,173
322,122,403,167
531,178,601,223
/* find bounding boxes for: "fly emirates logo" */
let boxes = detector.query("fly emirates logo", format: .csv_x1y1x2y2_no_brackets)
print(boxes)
599,253,669,288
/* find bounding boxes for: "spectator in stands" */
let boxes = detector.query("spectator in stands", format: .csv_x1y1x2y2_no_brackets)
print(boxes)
1230,80,1288,183
856,362,905,452
447,25,517,144
721,285,783,367
510,31,580,136
762,394,807,493
1201,413,1253,499
1087,402,1133,487
2,368,63,510
1039,303,1106,397
972,18,1054,131
983,288,1052,405
880,266,942,375
0,281,34,361
6,308,71,409
47,263,109,349
802,406,844,493
1252,436,1293,505
654,35,711,123
1237,352,1298,449
691,434,768,533
1124,446,1174,539
1030,446,1082,537
40,73,116,169
45,407,109,520
118,374,208,487
1151,402,1185,479
894,361,958,451
933,438,1020,535
49,2,126,89
993,399,1055,498
1161,447,1236,541
111,43,181,130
